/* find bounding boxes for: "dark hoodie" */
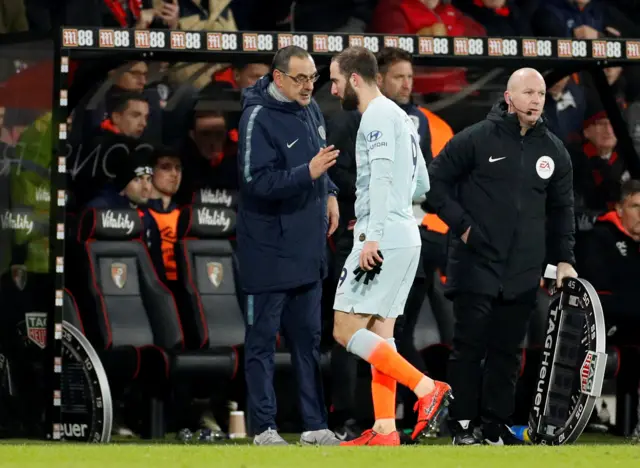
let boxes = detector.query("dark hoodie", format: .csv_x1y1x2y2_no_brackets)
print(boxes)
532,0,640,39
236,75,338,293
575,211,640,335
85,186,136,209
426,100,575,299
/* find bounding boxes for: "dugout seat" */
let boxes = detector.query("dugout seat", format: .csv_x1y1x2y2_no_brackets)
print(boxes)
75,207,238,435
78,206,237,374
175,203,296,374
63,288,85,333
175,204,244,348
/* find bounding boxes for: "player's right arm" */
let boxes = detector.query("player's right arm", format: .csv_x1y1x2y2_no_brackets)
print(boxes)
238,106,313,200
424,126,477,238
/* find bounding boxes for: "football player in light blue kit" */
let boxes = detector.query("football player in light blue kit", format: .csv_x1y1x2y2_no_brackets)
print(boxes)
329,46,452,446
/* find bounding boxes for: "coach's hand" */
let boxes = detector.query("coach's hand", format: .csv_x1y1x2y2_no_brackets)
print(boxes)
327,195,339,237
556,262,578,288
359,241,383,271
309,145,339,180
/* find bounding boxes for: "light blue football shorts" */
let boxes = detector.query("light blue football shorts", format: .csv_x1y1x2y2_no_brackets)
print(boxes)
333,245,421,319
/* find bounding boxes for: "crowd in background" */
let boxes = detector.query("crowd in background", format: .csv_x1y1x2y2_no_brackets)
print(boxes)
1,0,640,439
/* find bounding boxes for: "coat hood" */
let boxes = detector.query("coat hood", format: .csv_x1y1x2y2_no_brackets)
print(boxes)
486,98,548,137
241,74,306,114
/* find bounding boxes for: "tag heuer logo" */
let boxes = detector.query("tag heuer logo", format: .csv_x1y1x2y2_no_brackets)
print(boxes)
207,262,223,288
11,265,27,291
111,263,127,289
26,312,47,349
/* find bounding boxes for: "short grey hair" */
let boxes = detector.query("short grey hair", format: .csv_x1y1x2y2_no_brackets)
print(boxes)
271,45,312,74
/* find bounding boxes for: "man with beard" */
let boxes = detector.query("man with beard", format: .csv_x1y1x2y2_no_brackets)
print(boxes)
325,46,437,440
329,46,451,447
237,45,341,446
426,68,577,445
86,147,153,209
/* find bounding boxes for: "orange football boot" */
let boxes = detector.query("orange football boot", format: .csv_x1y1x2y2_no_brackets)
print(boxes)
412,380,453,440
340,429,401,446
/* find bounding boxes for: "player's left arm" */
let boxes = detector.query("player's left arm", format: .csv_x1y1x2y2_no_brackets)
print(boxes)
413,133,430,199
363,111,396,245
546,143,576,267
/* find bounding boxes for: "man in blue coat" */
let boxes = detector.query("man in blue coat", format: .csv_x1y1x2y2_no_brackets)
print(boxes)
237,45,341,446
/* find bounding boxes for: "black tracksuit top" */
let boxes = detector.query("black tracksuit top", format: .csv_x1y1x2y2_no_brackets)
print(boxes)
426,100,576,299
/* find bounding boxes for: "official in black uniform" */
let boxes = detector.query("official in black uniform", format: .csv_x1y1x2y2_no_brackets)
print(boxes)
426,68,578,445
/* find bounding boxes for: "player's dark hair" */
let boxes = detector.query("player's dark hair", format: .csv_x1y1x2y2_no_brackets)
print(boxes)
110,91,148,115
332,47,378,84
619,179,640,201
376,47,413,74
271,45,312,74
151,145,182,167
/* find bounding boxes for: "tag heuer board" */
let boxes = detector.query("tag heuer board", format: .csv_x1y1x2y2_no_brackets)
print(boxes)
528,277,607,445
58,321,113,442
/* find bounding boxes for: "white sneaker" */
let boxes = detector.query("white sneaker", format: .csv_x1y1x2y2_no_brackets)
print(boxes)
300,429,341,446
253,428,288,445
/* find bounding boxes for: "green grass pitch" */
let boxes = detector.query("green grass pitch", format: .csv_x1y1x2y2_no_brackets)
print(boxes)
0,434,636,468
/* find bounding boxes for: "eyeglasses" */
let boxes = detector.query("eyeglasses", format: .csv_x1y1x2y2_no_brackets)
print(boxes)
277,69,320,85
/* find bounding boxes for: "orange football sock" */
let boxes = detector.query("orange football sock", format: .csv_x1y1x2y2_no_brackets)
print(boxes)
368,340,424,391
371,338,397,420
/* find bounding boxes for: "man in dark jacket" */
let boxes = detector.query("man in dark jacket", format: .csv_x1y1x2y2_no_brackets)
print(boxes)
237,46,340,446
575,179,640,344
86,145,153,209
426,67,578,445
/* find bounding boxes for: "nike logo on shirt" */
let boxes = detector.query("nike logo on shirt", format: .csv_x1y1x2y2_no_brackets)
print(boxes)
287,139,299,148
489,156,506,163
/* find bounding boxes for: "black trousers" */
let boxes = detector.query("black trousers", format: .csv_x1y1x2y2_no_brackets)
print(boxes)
447,288,537,425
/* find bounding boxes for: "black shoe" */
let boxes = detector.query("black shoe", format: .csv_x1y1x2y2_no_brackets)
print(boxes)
449,421,481,445
482,423,524,445
333,418,362,442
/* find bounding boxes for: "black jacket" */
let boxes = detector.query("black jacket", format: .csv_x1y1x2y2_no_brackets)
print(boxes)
426,100,575,299
575,211,640,326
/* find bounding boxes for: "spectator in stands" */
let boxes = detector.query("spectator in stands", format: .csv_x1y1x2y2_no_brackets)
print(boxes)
86,148,153,209
454,0,533,36
165,0,238,89
71,61,163,144
230,0,293,31
572,100,630,214
575,179,640,345
0,0,28,33
214,60,270,90
142,146,183,284
628,101,640,159
98,0,179,29
532,0,640,40
370,0,485,36
237,46,340,446
102,91,150,139
293,0,378,33
176,108,238,205
543,74,586,148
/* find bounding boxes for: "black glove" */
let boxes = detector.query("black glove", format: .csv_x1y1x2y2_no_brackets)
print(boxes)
352,251,384,285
